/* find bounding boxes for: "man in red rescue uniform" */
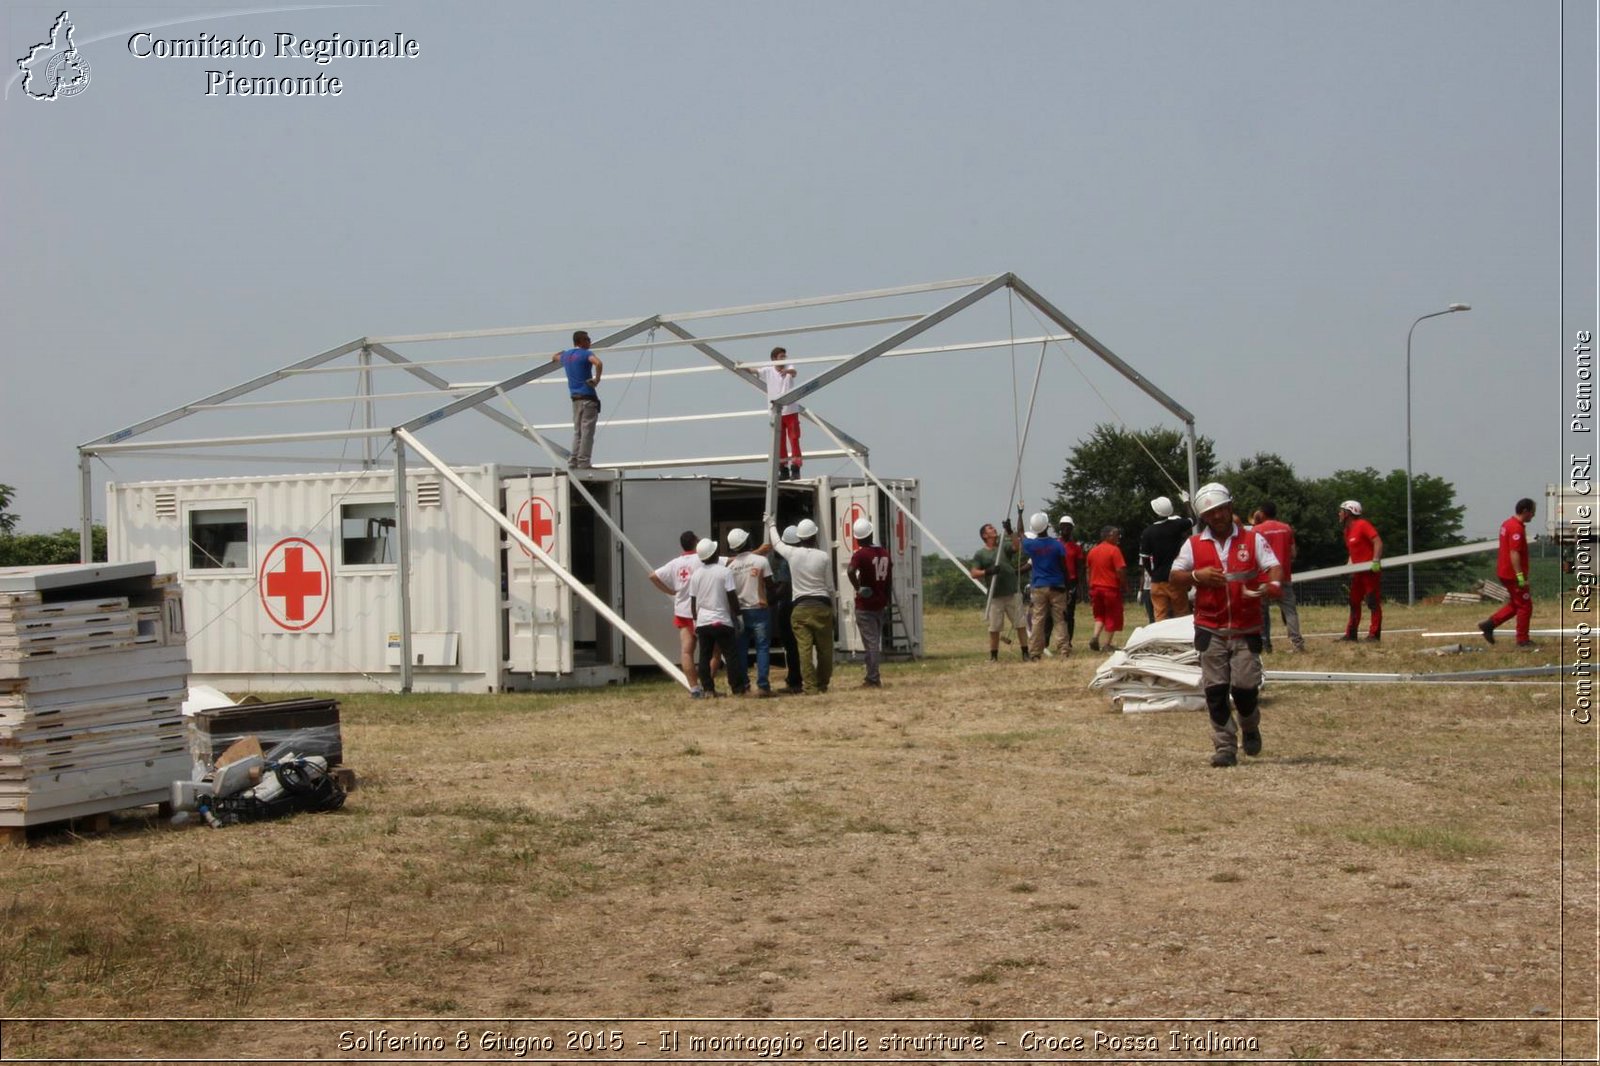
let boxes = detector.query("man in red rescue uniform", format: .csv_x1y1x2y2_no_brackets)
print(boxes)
1338,500,1384,642
1479,497,1538,648
1170,483,1284,768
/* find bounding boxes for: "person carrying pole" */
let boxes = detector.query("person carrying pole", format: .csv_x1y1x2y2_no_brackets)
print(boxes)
769,517,834,694
971,521,1026,661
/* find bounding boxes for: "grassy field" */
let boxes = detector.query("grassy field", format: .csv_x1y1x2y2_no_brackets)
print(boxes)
0,600,1594,1062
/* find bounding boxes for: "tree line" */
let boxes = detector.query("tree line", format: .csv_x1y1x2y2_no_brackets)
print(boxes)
924,424,1468,607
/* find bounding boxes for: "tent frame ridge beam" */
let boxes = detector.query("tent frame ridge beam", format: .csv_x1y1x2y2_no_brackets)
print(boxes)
369,342,565,450
784,274,1011,406
392,318,660,437
394,428,691,689
1006,275,1195,424
80,338,368,450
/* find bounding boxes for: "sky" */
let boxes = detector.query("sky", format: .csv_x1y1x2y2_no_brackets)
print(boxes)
3,0,1595,552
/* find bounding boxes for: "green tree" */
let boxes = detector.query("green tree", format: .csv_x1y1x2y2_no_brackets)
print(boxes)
0,527,106,566
1217,453,1343,571
0,484,16,536
1042,424,1216,546
1307,467,1467,598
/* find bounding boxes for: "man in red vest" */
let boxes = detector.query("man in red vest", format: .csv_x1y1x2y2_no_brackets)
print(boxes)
1250,500,1306,652
1480,497,1537,647
1170,482,1284,768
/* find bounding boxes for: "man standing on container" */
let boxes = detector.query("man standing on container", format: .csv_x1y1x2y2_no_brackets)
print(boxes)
1169,483,1283,767
551,330,603,468
971,521,1026,661
726,528,777,696
1480,497,1538,648
650,531,704,696
847,518,893,688
759,347,803,480
1140,496,1192,622
769,517,834,694
1338,500,1384,642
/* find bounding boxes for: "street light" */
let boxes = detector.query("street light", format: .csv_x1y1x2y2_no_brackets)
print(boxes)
1405,302,1471,606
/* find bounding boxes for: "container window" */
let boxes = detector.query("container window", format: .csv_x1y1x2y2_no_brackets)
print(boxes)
188,507,250,570
341,502,396,566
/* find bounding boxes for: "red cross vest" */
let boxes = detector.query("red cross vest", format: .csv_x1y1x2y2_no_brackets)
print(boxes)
1189,527,1264,636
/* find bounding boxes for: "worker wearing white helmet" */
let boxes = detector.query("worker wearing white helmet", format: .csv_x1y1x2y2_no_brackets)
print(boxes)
1170,482,1284,768
1337,500,1384,641
1140,494,1193,622
686,537,745,697
726,528,777,697
1020,510,1070,660
846,517,893,688
769,515,835,694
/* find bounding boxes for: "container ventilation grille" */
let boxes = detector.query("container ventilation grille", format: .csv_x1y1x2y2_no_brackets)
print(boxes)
154,492,178,519
416,481,443,508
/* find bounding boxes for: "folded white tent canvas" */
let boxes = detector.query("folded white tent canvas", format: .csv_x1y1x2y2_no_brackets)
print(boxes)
1090,615,1207,713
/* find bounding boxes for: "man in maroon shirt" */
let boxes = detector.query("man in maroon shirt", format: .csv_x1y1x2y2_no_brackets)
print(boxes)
1480,498,1537,648
847,518,893,687
1251,501,1306,652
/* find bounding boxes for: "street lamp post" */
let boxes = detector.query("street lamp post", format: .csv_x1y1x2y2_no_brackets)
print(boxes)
1405,303,1471,606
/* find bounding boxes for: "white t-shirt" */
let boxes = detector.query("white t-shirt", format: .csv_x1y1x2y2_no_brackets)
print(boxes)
759,364,801,416
687,563,737,628
770,527,834,601
727,551,773,608
653,552,702,620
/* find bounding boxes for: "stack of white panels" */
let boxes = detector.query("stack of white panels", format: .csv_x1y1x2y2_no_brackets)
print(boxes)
0,562,191,835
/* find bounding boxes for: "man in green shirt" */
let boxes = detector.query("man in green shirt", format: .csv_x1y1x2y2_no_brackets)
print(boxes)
970,522,1027,661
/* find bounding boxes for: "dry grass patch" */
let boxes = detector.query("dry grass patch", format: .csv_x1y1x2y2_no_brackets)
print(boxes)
0,601,1589,1060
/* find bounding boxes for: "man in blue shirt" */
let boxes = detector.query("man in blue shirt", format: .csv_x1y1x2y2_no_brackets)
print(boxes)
551,330,603,467
1020,512,1070,660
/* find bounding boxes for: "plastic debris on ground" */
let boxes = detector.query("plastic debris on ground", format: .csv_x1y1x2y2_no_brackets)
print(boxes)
1088,615,1206,713
171,731,346,828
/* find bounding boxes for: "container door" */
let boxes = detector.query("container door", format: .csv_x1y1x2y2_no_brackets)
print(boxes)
831,482,877,653
884,480,922,656
620,478,713,668
504,473,572,674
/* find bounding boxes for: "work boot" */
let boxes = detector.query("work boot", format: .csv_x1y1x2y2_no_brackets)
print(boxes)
1337,633,1357,643
1210,749,1238,768
1365,633,1381,643
989,649,999,662
1242,729,1262,757
1478,620,1496,644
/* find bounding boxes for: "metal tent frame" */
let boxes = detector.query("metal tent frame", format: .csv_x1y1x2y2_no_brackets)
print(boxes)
79,272,1199,691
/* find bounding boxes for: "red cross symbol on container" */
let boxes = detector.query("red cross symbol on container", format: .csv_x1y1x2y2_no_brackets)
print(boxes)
843,503,866,552
896,511,907,555
513,496,557,557
258,537,330,631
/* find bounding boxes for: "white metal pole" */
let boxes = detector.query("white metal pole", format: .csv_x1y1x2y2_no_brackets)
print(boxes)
393,438,413,693
394,429,691,689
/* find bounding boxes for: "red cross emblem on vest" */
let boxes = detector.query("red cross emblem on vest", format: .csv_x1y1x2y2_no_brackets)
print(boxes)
258,537,331,631
513,495,557,557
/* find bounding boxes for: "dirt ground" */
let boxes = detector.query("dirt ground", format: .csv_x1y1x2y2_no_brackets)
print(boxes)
0,602,1594,1063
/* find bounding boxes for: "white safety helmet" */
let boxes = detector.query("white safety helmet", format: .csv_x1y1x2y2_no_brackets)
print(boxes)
1057,514,1074,529
1340,499,1363,516
1027,511,1050,535
852,518,874,541
781,525,801,545
1151,496,1174,518
695,538,718,562
795,518,819,540
727,528,749,552
1192,482,1233,516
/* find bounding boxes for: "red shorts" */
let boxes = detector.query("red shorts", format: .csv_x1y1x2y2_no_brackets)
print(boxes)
1090,586,1124,631
674,615,694,630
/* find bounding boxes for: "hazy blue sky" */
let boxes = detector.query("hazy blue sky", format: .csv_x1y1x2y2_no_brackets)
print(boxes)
3,0,1594,550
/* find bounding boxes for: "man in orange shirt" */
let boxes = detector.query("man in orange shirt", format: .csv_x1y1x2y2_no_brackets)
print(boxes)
1085,526,1127,652
1480,498,1537,648
1338,500,1383,642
